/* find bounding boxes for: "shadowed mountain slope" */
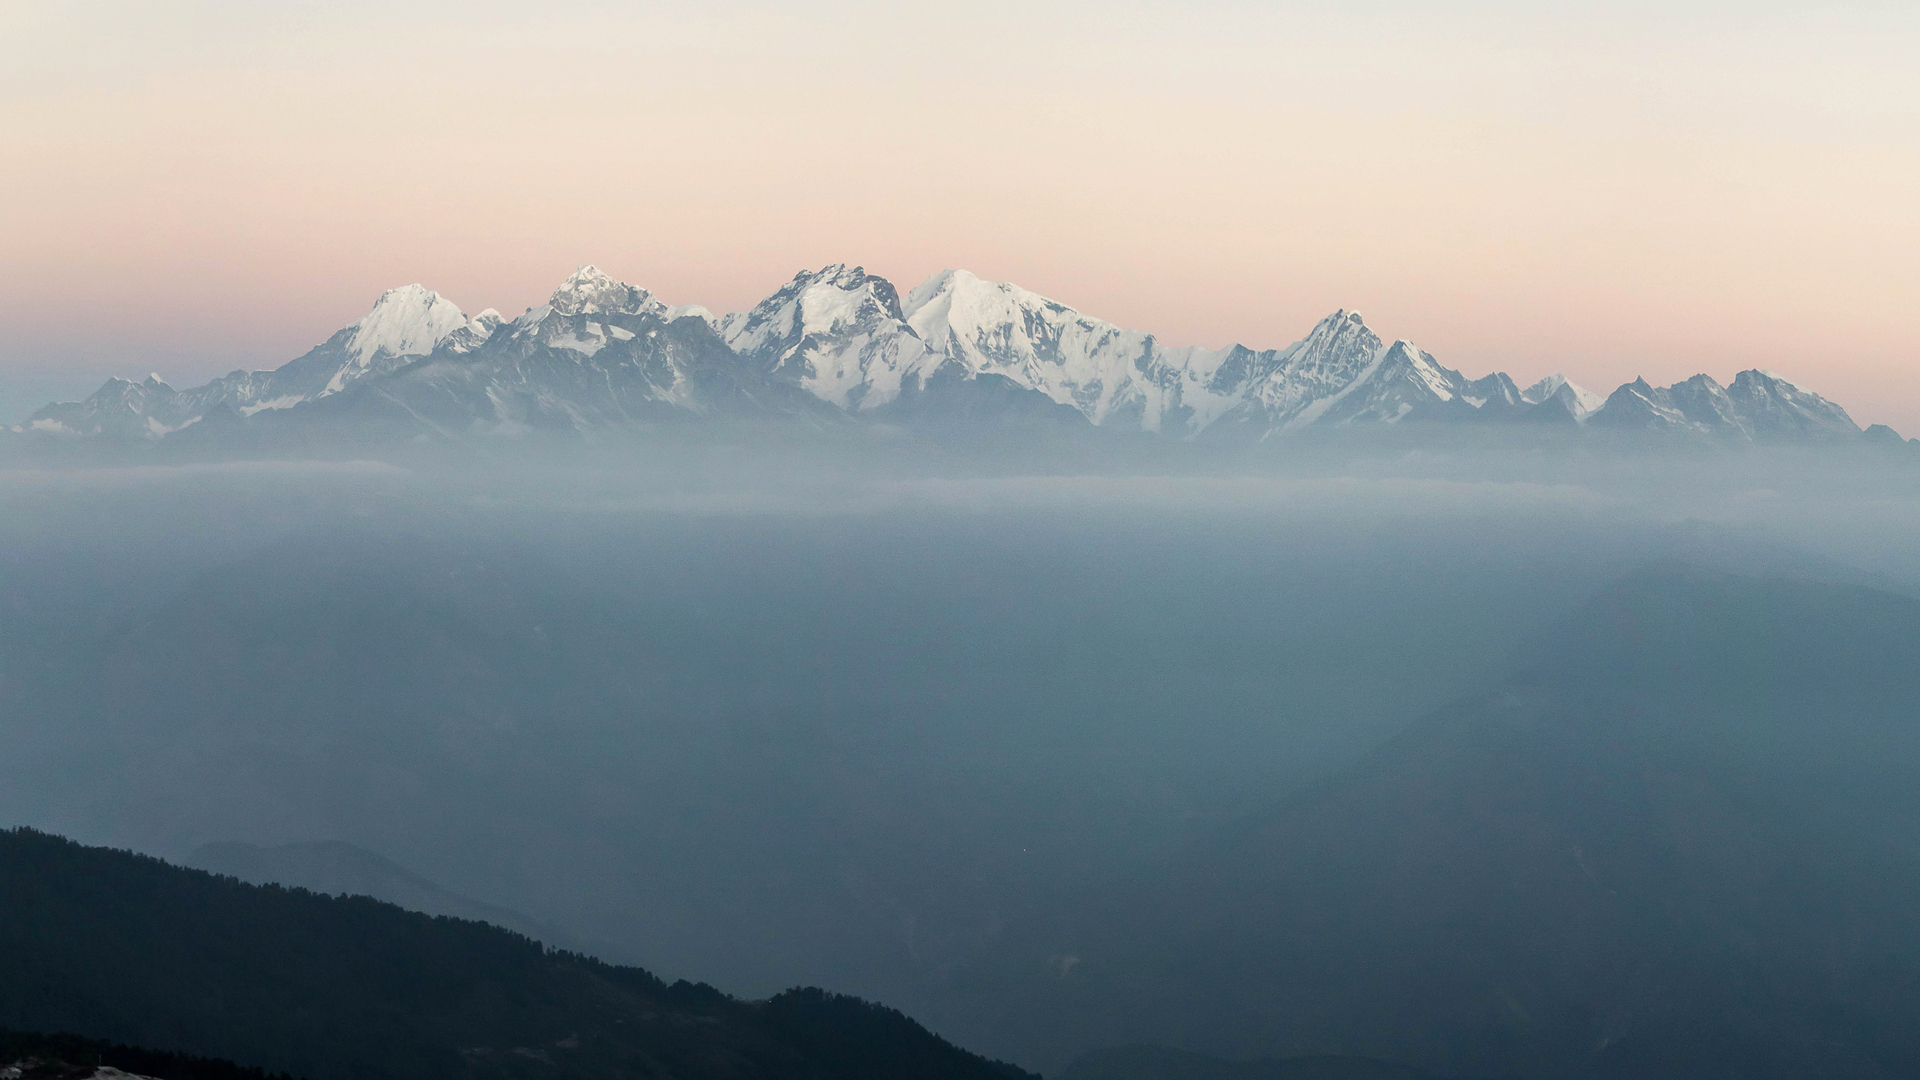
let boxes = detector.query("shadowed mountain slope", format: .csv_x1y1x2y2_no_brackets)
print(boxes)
946,568,1920,1079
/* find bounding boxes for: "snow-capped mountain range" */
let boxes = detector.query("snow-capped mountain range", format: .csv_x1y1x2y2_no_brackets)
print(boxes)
17,264,1890,447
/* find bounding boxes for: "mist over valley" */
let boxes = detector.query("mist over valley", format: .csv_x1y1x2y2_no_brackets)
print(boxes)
5,442,1920,1078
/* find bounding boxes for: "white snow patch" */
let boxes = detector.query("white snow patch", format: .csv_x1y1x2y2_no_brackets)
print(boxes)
241,394,306,416
548,330,607,356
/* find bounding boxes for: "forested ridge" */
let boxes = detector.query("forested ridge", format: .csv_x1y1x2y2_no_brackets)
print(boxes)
0,828,1033,1080
1,1027,296,1080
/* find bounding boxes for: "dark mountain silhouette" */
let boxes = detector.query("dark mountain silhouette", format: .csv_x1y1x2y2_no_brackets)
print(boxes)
2,1027,295,1080
0,828,1033,1080
945,567,1920,1079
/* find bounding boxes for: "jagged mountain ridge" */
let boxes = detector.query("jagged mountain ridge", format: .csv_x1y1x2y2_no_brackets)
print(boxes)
289,266,842,438
20,264,1881,445
717,268,1529,438
28,285,501,440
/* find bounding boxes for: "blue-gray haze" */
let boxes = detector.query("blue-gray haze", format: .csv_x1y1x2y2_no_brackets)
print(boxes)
4,443,1920,1077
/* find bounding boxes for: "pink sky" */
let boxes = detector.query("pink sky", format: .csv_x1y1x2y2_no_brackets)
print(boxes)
3,1,1917,430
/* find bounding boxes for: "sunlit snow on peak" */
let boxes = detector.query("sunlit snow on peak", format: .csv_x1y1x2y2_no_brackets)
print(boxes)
347,285,471,366
549,265,663,317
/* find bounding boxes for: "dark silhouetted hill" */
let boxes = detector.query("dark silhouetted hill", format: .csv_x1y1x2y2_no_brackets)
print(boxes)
0,828,1032,1080
1,1027,295,1080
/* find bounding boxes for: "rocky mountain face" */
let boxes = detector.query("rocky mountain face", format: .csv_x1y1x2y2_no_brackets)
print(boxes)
18,265,1887,448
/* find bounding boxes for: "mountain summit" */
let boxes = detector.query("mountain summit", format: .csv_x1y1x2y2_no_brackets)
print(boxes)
18,265,1893,449
546,264,664,318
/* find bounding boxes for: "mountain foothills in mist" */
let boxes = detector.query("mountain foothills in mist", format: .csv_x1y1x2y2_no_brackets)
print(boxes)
944,568,1920,1079
14,503,1920,1080
11,265,1909,450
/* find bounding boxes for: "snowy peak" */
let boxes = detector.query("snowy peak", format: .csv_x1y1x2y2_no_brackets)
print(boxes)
1667,374,1741,430
1728,369,1858,441
1281,311,1384,383
1584,370,1860,442
1520,373,1566,403
504,267,670,351
1201,308,1386,431
1592,377,1689,431
901,269,1094,351
548,265,663,317
1522,374,1604,420
897,269,1266,432
898,269,974,339
902,270,1030,348
1589,374,1740,436
25,371,196,439
804,262,905,316
298,284,477,397
1307,310,1366,337
1462,372,1525,409
720,264,927,409
344,284,472,367
439,308,505,354
1384,340,1460,402
1307,339,1473,426
1322,309,1367,333
723,264,908,353
900,268,1159,424
898,268,964,324
16,260,1886,449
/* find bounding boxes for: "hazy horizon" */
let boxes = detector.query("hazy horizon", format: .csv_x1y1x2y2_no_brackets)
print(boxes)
10,6,1920,1079
4,1,1917,430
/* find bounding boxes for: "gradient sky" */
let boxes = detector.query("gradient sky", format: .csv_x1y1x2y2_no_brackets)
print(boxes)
3,0,1917,429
